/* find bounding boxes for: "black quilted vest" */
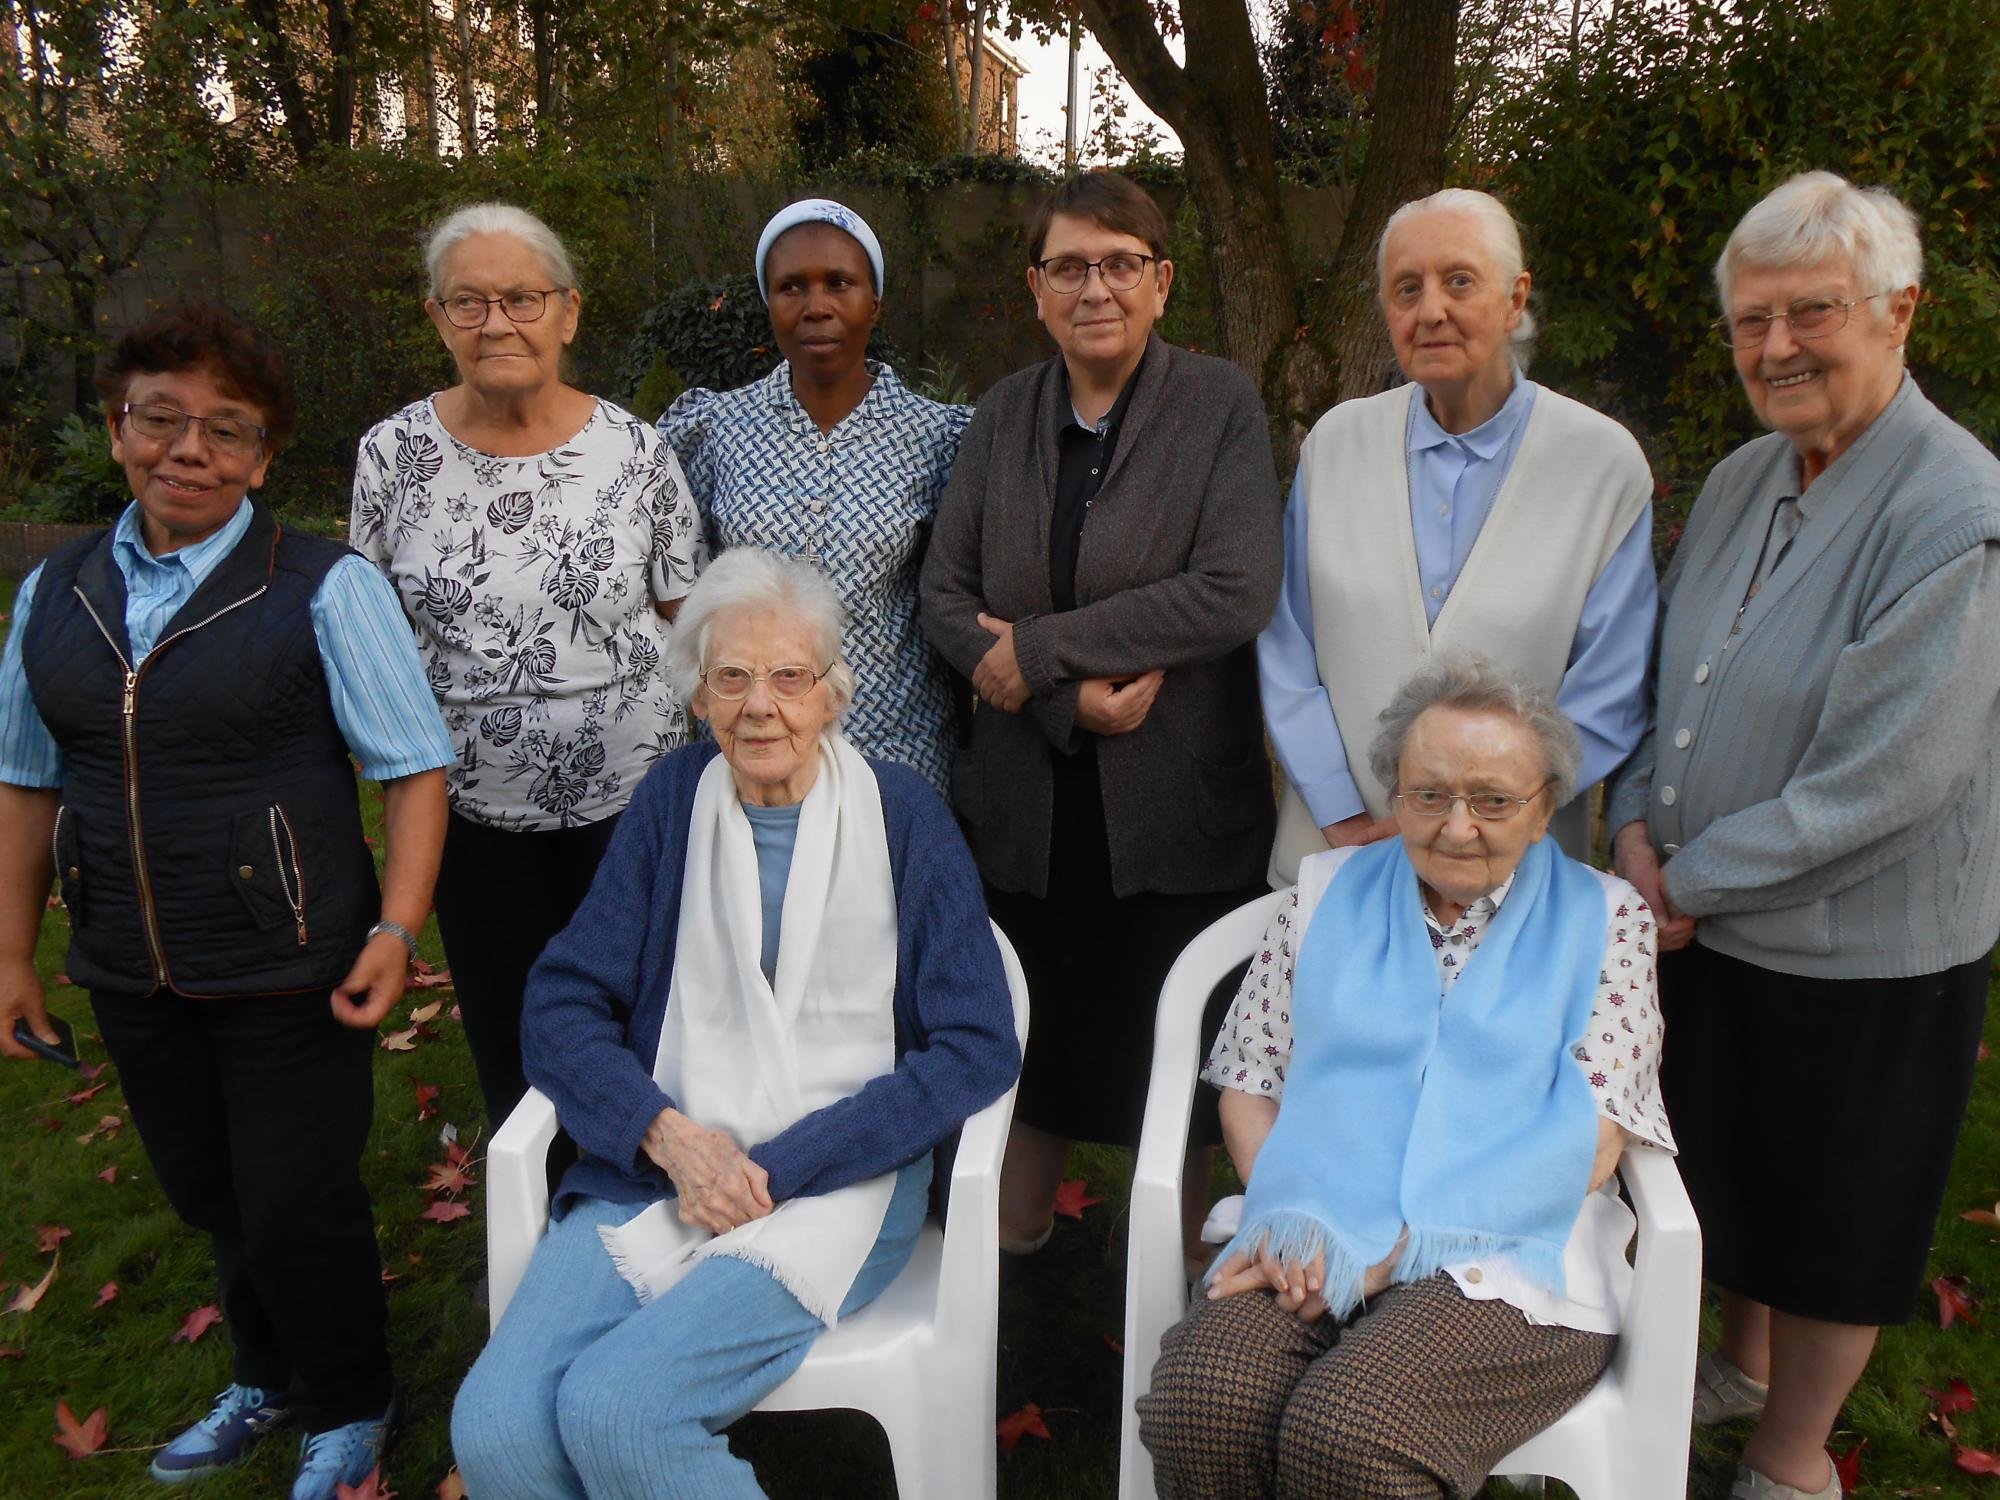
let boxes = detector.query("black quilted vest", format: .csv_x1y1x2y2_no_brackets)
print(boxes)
24,504,378,997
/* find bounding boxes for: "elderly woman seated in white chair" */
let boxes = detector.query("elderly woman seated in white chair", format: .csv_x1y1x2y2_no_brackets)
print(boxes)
1138,654,1676,1500
450,548,1021,1500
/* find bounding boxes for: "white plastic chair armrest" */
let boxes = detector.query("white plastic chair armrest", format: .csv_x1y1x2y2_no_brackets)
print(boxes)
934,923,1031,1346
486,1086,561,1333
1610,1142,1702,1438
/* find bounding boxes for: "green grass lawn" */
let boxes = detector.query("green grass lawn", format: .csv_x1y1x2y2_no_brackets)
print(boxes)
5,564,2000,1497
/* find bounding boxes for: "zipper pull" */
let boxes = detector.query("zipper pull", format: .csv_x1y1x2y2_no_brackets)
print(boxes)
294,917,308,948
122,671,137,716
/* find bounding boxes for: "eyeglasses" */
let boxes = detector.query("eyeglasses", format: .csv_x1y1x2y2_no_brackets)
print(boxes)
437,289,567,329
1712,291,1891,348
1034,253,1157,295
118,402,266,456
1394,782,1553,822
701,663,832,702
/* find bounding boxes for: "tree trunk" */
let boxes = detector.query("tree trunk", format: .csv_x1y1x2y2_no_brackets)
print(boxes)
417,0,440,155
325,0,359,149
242,0,323,159
657,28,679,178
941,3,967,149
965,0,989,151
529,0,561,135
456,0,478,155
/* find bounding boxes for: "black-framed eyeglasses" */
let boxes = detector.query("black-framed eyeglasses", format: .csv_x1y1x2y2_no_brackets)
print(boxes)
1034,253,1157,295
437,288,568,329
701,663,833,702
1394,781,1553,822
118,402,266,456
1712,291,1892,348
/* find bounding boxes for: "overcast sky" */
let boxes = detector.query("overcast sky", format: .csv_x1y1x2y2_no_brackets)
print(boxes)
1007,25,1184,166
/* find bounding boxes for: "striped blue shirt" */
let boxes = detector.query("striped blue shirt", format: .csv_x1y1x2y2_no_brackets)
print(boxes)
0,499,453,788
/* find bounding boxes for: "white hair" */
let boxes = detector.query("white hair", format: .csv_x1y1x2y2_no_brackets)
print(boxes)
1714,171,1923,310
666,549,855,718
1367,652,1582,806
1376,188,1537,369
424,203,580,298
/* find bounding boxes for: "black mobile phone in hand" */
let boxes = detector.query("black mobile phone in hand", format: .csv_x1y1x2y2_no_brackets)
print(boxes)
12,1015,79,1068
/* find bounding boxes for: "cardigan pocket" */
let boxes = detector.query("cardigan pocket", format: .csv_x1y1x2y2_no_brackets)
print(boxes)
1189,741,1272,840
1722,896,1833,957
52,805,86,928
228,805,309,945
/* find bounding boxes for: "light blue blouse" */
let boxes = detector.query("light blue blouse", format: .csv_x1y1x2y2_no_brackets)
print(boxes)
0,499,452,788
742,800,802,982
659,363,971,796
1260,379,1657,826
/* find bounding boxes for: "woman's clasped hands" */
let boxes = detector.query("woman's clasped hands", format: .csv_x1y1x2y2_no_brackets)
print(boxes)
642,1107,774,1235
1207,1232,1404,1324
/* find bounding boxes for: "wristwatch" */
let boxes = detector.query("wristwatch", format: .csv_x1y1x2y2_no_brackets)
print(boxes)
366,920,420,967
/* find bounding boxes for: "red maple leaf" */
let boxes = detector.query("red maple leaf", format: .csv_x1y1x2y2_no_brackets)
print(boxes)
53,1400,108,1459
92,1282,118,1309
64,1082,106,1107
1937,1275,1982,1330
411,1080,441,1121
996,1402,1053,1455
174,1305,223,1344
1930,1379,1979,1415
424,1160,476,1196
35,1225,72,1254
1832,1439,1865,1489
335,1465,398,1499
421,1200,472,1224
1053,1179,1104,1220
97,1166,118,1185
1957,1445,2000,1475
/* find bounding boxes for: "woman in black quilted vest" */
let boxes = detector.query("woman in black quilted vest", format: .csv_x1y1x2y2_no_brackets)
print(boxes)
0,302,452,1500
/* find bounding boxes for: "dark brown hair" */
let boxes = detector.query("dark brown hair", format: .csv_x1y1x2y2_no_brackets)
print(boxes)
1026,172,1171,264
94,300,298,451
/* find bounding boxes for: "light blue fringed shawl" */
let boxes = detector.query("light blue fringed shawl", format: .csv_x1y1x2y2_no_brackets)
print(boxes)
1213,837,1604,1318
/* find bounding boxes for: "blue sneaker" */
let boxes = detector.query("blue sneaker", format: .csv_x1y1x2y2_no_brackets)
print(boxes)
289,1396,397,1500
149,1383,296,1483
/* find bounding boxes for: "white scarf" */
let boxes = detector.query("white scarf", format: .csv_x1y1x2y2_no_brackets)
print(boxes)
598,734,900,1325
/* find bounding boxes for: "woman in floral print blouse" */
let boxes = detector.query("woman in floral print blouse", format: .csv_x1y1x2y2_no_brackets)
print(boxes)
352,202,706,1126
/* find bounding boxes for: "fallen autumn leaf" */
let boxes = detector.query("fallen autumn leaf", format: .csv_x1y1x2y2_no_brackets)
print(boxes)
1937,1275,1982,1330
173,1305,223,1344
35,1225,72,1254
1053,1179,1104,1220
52,1400,108,1460
997,1402,1053,1455
8,1254,58,1314
92,1282,117,1309
421,1200,472,1225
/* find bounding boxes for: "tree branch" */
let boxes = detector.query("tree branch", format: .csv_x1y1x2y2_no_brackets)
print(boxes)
1079,0,1189,128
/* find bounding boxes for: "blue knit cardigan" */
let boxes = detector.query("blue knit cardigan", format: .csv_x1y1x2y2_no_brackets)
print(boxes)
521,740,1022,1217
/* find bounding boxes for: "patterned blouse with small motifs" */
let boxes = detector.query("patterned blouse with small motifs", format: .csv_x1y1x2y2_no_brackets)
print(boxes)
1203,853,1675,1153
352,397,706,832
659,362,971,795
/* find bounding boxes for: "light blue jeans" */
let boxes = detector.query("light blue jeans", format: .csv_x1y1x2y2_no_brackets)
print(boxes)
452,1160,931,1500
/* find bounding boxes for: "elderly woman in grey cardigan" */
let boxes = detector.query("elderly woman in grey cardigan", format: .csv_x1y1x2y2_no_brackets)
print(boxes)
921,171,1283,1267
1609,171,2000,1500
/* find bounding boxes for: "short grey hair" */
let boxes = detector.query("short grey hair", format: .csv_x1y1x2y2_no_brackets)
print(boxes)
665,549,855,718
1376,188,1537,369
1714,171,1923,311
1367,653,1582,805
424,203,581,298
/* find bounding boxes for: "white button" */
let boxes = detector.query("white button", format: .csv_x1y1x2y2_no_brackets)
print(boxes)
817,440,829,455
1674,728,1692,749
1438,505,1449,518
1660,786,1677,806
1464,1266,1484,1284
1694,662,1710,683
1430,586,1443,599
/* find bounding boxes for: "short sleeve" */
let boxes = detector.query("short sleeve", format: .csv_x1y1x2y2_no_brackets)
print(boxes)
1201,886,1300,1099
636,430,706,604
0,565,62,788
1570,878,1676,1153
309,556,455,782
656,387,723,516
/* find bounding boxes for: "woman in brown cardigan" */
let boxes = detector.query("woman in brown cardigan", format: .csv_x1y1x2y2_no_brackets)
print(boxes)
920,173,1283,1262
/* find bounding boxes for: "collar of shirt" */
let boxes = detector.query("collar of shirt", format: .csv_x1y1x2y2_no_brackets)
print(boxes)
763,358,905,441
1406,370,1534,464
111,497,255,595
1421,867,1517,939
1060,352,1146,440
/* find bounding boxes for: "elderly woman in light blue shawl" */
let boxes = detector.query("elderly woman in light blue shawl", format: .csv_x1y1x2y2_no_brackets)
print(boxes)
1139,655,1675,1500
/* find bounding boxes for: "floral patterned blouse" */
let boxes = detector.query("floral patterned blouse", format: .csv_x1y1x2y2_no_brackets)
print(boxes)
659,362,971,794
1202,844,1675,1332
352,397,706,831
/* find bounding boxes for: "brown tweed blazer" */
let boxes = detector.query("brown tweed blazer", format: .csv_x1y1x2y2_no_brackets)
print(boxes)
920,334,1283,899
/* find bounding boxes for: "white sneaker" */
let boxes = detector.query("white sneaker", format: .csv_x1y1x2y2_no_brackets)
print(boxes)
1729,1458,1841,1500
1694,1349,1770,1425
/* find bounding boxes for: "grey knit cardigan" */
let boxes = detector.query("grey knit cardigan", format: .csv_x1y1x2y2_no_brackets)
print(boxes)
919,335,1284,899
1608,377,2000,978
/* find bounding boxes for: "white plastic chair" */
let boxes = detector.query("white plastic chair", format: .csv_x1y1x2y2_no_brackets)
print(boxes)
1118,892,1703,1500
486,921,1031,1500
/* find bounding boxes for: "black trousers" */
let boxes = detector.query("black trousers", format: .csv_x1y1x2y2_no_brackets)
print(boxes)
91,987,390,1432
431,810,621,1128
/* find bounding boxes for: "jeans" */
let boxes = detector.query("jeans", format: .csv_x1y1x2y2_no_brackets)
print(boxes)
452,1158,931,1499
91,987,390,1431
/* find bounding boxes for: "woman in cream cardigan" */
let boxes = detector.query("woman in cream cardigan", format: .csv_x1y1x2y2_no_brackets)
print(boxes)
1264,188,1657,885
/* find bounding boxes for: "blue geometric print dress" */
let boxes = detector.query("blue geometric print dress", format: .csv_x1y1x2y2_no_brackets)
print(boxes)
659,361,971,794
